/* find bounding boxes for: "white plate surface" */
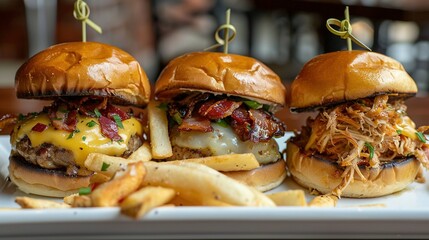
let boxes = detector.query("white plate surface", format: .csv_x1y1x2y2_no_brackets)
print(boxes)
1,134,429,239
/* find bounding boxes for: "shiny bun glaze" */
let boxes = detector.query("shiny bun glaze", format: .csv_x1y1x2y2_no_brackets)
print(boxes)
15,42,151,107
290,50,417,112
155,52,286,110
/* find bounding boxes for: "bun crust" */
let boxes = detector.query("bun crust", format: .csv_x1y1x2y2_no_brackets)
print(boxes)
223,159,287,192
286,141,421,198
9,155,91,197
290,50,417,112
15,42,151,107
155,52,286,108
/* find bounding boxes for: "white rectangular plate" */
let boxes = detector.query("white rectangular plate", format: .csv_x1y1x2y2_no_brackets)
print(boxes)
1,134,429,239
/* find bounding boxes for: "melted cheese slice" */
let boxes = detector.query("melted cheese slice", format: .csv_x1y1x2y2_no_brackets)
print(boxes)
396,116,417,140
170,124,280,164
11,113,142,166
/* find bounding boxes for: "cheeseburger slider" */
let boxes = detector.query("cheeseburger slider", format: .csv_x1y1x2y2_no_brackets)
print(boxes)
5,42,150,197
287,50,429,198
154,52,287,191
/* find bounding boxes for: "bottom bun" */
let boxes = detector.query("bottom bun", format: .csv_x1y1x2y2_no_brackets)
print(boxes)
9,155,92,198
286,141,421,198
223,159,286,192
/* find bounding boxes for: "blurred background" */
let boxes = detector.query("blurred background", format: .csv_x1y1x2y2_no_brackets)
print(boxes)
1,0,429,130
2,0,429,88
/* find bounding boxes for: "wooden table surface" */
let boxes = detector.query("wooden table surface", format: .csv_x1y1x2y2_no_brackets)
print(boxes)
1,87,428,135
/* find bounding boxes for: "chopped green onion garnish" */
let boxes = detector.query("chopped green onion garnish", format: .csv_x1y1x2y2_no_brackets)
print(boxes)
365,142,374,160
79,187,91,195
215,119,228,127
112,114,124,129
18,114,25,121
82,136,86,141
243,100,262,109
101,162,110,171
67,132,74,139
67,129,80,139
94,108,101,118
416,132,427,143
396,129,402,135
157,102,168,111
86,120,98,127
172,112,183,125
262,104,270,112
58,108,69,113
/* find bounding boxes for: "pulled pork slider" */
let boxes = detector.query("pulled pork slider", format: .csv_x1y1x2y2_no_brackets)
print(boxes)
287,50,429,198
155,52,287,192
7,42,151,197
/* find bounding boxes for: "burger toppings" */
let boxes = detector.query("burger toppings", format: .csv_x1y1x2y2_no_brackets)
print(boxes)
164,93,286,143
291,95,429,196
98,115,122,141
178,116,212,132
6,97,144,176
31,123,48,132
101,162,110,171
41,97,135,141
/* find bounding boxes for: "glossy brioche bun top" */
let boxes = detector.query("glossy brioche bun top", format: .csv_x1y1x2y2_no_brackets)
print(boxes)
15,42,151,107
290,50,417,112
154,52,286,109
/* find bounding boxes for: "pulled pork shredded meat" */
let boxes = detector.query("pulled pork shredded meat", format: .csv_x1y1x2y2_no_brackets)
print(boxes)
293,95,429,196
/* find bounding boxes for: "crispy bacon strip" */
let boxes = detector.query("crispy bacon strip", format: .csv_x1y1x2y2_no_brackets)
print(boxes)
68,97,108,117
199,99,242,120
103,104,130,121
167,93,286,142
248,109,285,142
31,123,48,132
178,116,213,132
49,108,78,132
99,116,122,141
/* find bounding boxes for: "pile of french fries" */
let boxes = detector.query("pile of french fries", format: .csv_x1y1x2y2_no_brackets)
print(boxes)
13,101,339,218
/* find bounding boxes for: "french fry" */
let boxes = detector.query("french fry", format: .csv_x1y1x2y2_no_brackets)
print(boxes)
171,192,232,207
85,153,130,177
84,143,151,177
63,193,78,205
168,195,197,206
120,186,175,219
200,198,233,207
308,194,338,207
0,208,20,211
148,101,173,159
71,195,92,207
267,190,307,207
90,172,112,184
15,197,70,209
91,162,146,207
128,142,152,162
167,153,260,172
142,161,275,207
